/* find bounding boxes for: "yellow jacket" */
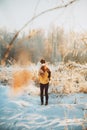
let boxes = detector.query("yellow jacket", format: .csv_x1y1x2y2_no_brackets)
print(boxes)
38,71,49,84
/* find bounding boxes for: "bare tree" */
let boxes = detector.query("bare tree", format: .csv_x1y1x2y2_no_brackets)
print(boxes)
1,0,78,66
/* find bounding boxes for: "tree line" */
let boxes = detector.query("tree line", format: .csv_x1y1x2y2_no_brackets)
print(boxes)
0,27,87,65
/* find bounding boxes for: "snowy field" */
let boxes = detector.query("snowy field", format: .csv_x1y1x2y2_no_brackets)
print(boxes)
0,85,87,130
0,62,87,130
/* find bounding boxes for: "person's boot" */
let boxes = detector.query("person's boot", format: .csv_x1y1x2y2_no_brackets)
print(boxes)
41,97,43,105
41,99,44,105
45,101,48,105
41,102,43,105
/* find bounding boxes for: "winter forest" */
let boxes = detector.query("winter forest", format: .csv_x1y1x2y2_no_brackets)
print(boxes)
1,26,87,65
0,0,87,130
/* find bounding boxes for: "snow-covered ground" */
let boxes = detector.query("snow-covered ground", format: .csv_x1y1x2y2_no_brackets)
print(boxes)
0,85,87,130
0,62,87,130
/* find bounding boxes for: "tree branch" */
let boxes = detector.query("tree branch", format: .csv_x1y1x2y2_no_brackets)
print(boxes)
19,0,78,32
1,0,78,66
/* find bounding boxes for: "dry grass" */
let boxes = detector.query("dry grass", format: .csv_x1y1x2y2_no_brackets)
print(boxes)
0,61,87,94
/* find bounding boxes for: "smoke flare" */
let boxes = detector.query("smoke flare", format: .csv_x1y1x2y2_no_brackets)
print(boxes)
11,69,33,95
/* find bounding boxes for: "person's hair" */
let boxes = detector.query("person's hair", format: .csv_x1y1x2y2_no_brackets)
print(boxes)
40,59,45,64
40,66,45,72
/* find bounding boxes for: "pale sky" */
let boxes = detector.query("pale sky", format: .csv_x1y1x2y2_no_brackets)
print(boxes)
0,0,87,33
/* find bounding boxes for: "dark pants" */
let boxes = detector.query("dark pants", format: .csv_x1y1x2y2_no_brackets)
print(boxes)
40,83,49,104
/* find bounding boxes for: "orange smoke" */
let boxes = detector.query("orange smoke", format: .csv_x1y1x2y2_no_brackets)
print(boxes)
11,69,33,95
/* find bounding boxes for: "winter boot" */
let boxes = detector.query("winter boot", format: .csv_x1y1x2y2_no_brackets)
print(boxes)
41,102,44,105
45,101,48,105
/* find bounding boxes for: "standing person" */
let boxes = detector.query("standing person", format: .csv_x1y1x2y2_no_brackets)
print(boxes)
38,59,51,105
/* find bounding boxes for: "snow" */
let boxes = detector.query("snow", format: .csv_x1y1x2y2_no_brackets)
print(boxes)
0,62,87,130
0,85,87,130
